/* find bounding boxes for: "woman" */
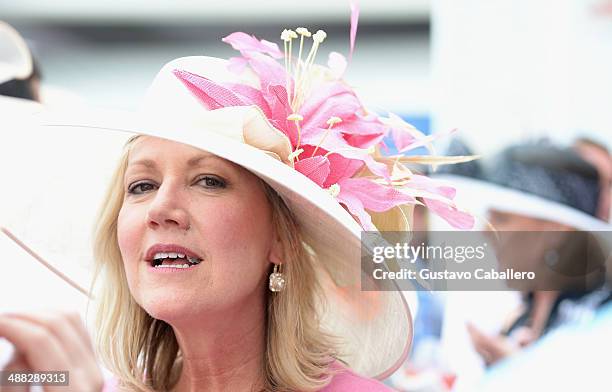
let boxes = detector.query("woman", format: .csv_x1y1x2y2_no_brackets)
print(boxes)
92,134,384,391
0,27,473,391
439,142,611,367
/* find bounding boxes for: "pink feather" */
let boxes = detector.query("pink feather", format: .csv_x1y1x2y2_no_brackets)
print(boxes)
222,32,283,59
423,198,475,230
173,70,246,109
349,1,360,61
337,177,416,230
294,156,331,187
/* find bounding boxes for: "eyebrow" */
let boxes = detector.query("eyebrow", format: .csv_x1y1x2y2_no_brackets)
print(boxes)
127,154,222,169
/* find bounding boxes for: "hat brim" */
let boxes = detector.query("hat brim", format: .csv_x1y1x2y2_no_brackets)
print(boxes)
0,22,33,84
30,106,412,379
0,94,41,113
433,174,612,232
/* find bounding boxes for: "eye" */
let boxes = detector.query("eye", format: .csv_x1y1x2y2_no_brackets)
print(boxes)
196,175,227,189
488,211,510,225
127,180,158,195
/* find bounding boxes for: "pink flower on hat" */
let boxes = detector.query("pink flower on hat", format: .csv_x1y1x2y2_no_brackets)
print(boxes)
171,12,475,231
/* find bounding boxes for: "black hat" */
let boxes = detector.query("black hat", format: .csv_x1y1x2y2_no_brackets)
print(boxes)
485,142,600,217
435,140,610,231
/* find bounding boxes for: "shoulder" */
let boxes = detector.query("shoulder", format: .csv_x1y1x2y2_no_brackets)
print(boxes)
319,363,395,392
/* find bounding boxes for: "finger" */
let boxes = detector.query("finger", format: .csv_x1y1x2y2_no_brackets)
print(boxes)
0,316,104,392
3,311,103,390
0,316,70,372
466,323,484,339
466,325,499,363
512,326,536,347
472,341,490,359
483,352,494,367
0,352,30,392
466,322,479,337
2,350,29,371
467,324,501,351
5,312,93,362
466,323,488,347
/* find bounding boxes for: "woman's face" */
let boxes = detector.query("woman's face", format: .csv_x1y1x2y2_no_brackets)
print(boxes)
117,136,280,322
486,209,569,287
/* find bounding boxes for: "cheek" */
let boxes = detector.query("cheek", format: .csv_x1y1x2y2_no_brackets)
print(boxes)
117,204,145,272
206,200,271,257
199,196,274,284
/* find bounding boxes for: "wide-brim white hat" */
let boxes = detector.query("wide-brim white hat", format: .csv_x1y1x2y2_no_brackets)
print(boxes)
0,21,33,84
15,56,413,379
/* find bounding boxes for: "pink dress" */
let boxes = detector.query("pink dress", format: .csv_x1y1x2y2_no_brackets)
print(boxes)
319,363,394,391
102,362,394,391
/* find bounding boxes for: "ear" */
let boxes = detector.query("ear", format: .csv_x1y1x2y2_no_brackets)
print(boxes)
269,234,284,266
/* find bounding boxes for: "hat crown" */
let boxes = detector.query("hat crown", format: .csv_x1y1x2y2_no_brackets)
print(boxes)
487,143,601,217
139,56,293,165
141,56,246,114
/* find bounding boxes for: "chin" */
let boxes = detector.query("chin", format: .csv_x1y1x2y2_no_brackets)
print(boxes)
138,291,203,323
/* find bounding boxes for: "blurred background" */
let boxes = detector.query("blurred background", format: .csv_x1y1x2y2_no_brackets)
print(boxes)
2,0,612,391
3,0,612,151
0,0,430,124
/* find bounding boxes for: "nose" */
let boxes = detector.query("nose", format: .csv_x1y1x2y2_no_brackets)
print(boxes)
147,181,191,231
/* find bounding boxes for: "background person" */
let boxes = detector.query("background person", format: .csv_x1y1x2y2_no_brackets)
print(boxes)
0,21,41,102
459,142,612,366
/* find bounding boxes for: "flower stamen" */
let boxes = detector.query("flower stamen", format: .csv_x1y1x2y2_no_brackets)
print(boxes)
294,27,312,104
324,146,370,158
288,148,305,163
327,183,341,198
311,116,342,157
291,29,327,112
281,29,298,104
287,113,304,154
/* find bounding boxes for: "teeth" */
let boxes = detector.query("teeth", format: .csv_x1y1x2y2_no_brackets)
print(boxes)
153,252,189,260
154,264,191,269
151,251,203,265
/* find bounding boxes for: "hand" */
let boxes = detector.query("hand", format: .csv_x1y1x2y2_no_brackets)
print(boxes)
466,323,519,367
0,311,104,392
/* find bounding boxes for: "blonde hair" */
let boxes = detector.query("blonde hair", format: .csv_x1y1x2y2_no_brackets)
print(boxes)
91,137,340,391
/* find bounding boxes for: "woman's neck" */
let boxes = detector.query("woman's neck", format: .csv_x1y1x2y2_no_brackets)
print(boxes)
169,300,267,392
172,350,265,392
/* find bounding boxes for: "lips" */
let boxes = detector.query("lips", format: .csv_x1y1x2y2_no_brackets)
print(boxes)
145,244,203,266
